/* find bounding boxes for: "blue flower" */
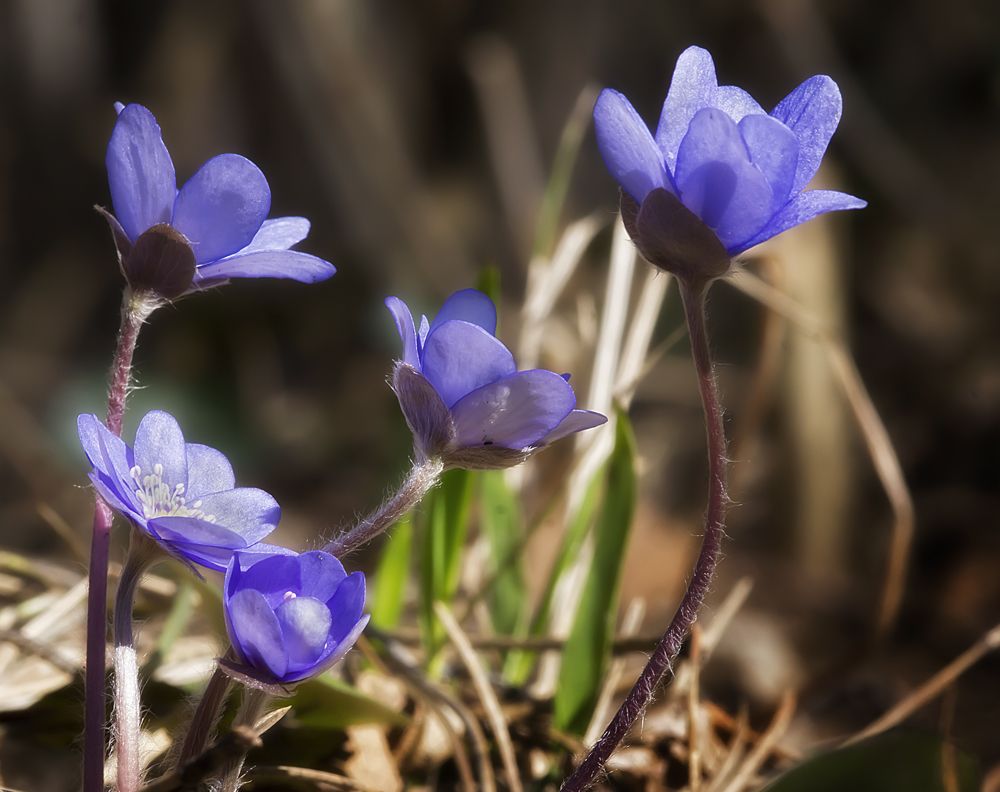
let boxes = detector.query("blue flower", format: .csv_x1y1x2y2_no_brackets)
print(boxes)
594,46,866,279
103,103,335,298
387,289,607,469
223,550,368,685
78,410,283,572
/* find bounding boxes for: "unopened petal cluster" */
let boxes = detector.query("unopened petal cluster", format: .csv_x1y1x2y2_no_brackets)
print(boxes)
387,289,606,469
104,103,335,298
223,550,368,685
594,46,866,280
78,410,281,572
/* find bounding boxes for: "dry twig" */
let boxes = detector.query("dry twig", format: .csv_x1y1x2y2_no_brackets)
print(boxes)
435,601,523,792
845,621,1000,745
715,692,796,792
728,267,915,639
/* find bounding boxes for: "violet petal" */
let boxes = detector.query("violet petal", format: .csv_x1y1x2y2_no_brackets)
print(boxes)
171,153,271,265
731,189,869,254
228,588,288,679
655,46,719,169
770,75,843,195
326,572,367,642
78,414,134,494
710,85,766,123
675,108,773,248
738,114,799,209
238,554,304,608
240,217,311,254
149,516,249,549
428,288,498,336
421,321,517,409
537,409,609,446
594,88,672,205
194,250,335,283
183,443,235,500
106,104,177,242
188,488,281,542
133,410,188,492
232,545,298,571
296,552,348,602
385,297,421,370
276,596,332,672
449,369,576,449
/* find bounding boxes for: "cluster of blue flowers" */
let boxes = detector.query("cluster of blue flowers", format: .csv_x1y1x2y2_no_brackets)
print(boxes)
82,103,606,687
593,46,865,285
82,41,863,693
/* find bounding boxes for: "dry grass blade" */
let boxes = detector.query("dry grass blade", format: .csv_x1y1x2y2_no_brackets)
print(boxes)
247,765,383,792
520,213,606,370
0,627,78,675
35,502,89,563
845,621,1000,746
705,707,750,792
728,267,915,639
374,634,487,792
715,692,796,792
434,601,523,792
254,705,292,736
535,214,638,695
613,267,671,405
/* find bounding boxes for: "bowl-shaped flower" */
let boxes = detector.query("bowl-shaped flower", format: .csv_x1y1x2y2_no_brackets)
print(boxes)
594,46,866,281
103,102,335,299
223,550,368,686
78,410,282,572
387,289,606,469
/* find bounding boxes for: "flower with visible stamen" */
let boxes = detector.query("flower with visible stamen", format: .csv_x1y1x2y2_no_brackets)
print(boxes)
101,102,335,299
593,46,866,285
221,550,368,688
387,289,607,469
78,410,283,572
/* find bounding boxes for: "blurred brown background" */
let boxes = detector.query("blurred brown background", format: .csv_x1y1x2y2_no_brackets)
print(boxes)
0,0,998,775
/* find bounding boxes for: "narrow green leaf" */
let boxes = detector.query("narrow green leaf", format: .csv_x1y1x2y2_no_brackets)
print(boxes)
370,513,413,630
419,468,475,664
502,461,606,685
553,411,637,734
476,265,502,308
763,732,979,792
480,471,527,636
141,578,196,679
288,676,410,730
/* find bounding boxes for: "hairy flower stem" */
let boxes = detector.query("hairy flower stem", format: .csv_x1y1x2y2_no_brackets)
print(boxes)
85,289,158,792
176,662,235,766
561,278,729,792
324,457,444,556
219,687,273,792
113,530,166,792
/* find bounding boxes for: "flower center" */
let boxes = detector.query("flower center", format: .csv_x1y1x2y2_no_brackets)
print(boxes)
283,591,297,601
130,463,216,522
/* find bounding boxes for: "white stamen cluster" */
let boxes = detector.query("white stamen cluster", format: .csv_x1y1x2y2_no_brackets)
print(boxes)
131,463,216,522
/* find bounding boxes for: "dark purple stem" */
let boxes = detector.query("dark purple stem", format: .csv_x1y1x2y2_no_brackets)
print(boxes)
560,279,728,792
85,291,157,792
